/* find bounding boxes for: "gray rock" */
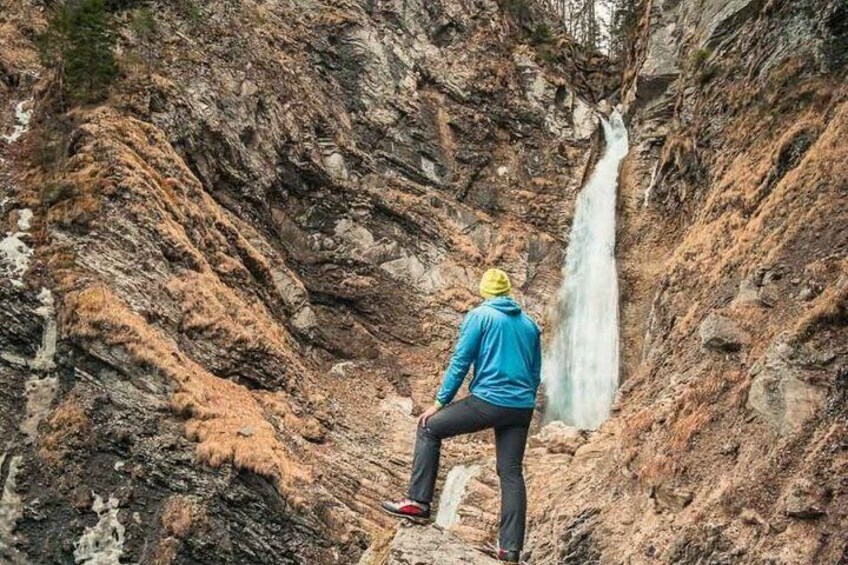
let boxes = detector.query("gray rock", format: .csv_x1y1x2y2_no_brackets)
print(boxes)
379,524,498,564
530,421,586,455
784,478,826,519
747,336,825,434
699,313,747,352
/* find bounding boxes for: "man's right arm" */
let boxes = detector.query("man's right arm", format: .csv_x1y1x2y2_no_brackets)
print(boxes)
435,311,483,406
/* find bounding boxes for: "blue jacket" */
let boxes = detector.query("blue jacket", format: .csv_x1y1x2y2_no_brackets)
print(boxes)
436,297,541,409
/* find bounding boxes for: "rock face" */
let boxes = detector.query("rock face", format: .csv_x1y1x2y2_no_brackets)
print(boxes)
699,312,748,352
0,0,613,563
747,336,827,434
362,524,499,565
1,0,847,564
528,0,848,563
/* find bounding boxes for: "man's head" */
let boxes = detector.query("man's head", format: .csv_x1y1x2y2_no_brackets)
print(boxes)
479,268,512,299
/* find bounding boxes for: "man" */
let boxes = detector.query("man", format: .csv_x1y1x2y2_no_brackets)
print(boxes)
382,268,542,564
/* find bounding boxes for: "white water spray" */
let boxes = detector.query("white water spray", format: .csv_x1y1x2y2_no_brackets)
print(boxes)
435,464,480,528
542,110,629,430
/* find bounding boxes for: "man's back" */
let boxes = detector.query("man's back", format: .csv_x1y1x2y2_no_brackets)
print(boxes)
435,296,541,410
467,297,541,409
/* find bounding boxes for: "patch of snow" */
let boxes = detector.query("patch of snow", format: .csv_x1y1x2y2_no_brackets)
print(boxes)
330,361,355,378
31,288,57,372
1,208,34,286
421,156,440,183
16,208,32,231
324,152,349,180
20,376,59,442
0,232,33,285
496,166,509,177
3,100,33,144
74,494,126,565
0,454,24,555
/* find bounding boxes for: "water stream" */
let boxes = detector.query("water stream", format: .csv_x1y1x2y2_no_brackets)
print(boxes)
435,464,480,528
542,110,629,430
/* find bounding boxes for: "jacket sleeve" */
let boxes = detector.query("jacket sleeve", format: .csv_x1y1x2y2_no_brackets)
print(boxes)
531,329,542,389
436,311,484,406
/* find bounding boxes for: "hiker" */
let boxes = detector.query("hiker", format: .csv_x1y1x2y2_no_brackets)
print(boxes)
382,268,542,564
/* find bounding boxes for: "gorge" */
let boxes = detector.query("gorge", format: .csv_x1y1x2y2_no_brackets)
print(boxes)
1,0,847,564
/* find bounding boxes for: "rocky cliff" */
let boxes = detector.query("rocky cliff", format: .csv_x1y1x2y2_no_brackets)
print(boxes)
0,0,845,564
523,0,848,563
1,0,613,562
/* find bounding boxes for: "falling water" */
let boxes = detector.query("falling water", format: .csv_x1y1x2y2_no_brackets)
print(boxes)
435,464,480,528
542,110,629,430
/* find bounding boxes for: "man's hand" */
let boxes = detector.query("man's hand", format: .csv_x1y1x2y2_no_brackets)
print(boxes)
418,403,441,428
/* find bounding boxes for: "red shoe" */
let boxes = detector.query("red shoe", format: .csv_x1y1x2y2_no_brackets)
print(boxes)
380,498,431,523
497,549,520,563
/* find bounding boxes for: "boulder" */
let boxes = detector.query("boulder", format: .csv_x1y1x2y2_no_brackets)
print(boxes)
783,478,826,519
747,337,825,434
530,421,586,455
699,313,748,352
361,523,498,564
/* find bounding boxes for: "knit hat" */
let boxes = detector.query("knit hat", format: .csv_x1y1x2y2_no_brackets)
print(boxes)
479,268,512,298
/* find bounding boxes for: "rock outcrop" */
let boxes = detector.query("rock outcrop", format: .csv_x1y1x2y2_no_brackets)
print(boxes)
359,524,499,565
527,0,848,563
1,0,846,563
0,0,612,562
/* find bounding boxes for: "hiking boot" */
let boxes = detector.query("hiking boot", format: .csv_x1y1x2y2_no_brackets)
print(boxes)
497,549,520,563
380,498,431,523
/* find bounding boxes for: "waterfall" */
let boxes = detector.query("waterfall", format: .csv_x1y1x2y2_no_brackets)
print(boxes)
435,464,480,528
542,110,629,430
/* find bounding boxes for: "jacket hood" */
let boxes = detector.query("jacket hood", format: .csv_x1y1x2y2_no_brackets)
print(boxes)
483,296,522,316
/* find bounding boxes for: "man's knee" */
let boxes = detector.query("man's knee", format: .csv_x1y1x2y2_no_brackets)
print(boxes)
417,423,442,442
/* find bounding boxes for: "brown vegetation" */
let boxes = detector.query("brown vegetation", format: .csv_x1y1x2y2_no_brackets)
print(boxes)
38,398,92,468
60,284,311,495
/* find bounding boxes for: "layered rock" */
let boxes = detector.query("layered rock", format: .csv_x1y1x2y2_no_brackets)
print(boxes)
527,0,848,563
0,0,613,562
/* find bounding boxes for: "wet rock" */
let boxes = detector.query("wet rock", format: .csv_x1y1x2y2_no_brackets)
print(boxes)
699,313,748,352
747,337,825,434
783,478,826,519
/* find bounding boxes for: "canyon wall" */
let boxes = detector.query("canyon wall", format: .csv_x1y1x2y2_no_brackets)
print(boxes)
1,0,613,562
524,0,848,563
0,0,845,564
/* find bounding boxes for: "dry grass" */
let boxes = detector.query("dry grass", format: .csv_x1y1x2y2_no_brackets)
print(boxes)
622,407,655,446
668,406,711,451
149,537,180,565
60,285,311,495
23,108,319,498
165,270,302,368
38,398,92,468
796,258,848,336
161,496,202,539
636,453,676,489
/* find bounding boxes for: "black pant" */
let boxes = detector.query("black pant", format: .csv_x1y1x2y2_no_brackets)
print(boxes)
407,395,533,551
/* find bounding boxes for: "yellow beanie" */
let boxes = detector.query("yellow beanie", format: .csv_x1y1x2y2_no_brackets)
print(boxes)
479,268,512,298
